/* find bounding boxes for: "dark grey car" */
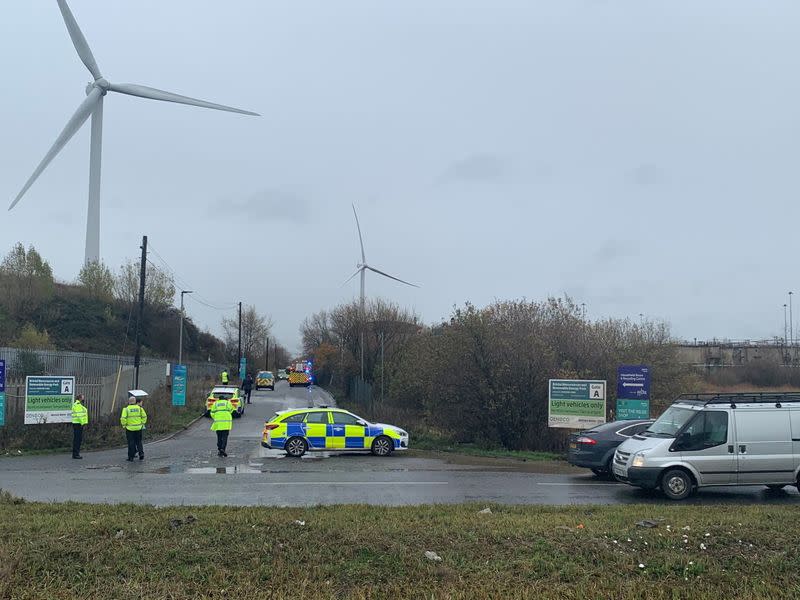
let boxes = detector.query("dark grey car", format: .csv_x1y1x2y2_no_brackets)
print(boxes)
567,419,654,476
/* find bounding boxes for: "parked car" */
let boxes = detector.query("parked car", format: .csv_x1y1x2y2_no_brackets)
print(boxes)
567,419,654,476
277,369,288,381
613,392,800,500
205,386,245,418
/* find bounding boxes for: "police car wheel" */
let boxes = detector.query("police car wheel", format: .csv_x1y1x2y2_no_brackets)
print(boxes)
371,436,393,457
285,437,307,457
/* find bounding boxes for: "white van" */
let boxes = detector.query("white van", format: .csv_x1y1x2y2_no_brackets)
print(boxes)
613,393,800,500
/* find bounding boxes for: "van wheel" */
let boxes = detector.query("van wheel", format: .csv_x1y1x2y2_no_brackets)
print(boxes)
590,468,605,477
766,484,786,491
661,469,693,501
285,437,308,457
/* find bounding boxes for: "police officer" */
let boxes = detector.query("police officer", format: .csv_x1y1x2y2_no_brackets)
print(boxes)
210,394,234,457
120,395,148,461
221,369,229,384
71,393,88,459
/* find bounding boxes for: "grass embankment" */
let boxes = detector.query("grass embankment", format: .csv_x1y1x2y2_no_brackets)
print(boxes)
411,430,562,461
0,381,211,456
334,397,563,462
1,495,796,599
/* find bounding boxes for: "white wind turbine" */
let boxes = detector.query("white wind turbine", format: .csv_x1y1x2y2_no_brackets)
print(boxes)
344,204,419,379
8,0,259,265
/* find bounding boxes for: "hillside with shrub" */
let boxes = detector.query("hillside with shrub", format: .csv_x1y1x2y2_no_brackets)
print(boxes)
0,243,225,361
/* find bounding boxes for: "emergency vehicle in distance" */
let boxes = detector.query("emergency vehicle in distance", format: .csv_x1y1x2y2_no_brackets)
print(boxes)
287,360,313,387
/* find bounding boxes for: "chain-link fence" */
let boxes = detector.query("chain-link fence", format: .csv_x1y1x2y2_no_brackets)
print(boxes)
346,376,375,418
0,346,225,420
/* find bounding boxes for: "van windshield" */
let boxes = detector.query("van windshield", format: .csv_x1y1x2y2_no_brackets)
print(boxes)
646,405,697,437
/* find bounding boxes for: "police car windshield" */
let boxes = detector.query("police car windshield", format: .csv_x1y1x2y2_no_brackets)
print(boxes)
646,405,696,437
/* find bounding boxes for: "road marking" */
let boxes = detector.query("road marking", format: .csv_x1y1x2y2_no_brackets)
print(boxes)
253,481,448,486
536,482,614,486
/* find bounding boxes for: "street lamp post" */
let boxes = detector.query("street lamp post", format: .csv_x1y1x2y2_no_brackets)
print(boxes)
178,290,193,365
790,292,794,349
784,303,788,345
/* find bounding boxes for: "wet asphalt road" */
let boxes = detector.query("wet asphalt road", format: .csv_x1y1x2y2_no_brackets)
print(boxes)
1,381,799,506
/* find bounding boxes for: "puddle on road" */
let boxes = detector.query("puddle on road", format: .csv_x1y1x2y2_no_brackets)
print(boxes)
185,465,264,474
258,448,328,461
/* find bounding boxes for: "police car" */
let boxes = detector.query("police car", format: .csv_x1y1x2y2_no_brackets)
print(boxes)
205,386,245,418
261,407,409,457
255,370,275,391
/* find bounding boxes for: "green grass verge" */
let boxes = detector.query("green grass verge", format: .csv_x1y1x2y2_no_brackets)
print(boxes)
1,495,797,599
411,430,562,461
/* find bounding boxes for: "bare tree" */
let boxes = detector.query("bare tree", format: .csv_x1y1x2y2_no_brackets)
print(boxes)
221,305,273,369
114,259,175,310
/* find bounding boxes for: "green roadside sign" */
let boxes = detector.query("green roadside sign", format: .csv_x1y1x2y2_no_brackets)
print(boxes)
25,376,75,425
548,379,606,429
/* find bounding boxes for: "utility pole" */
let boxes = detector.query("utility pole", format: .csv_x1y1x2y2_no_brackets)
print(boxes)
265,336,269,370
133,235,147,389
237,301,242,378
790,292,794,350
178,290,193,365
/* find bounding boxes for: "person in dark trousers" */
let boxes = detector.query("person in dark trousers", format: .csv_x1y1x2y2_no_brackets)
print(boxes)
210,395,234,456
120,395,147,461
71,394,88,459
241,373,254,404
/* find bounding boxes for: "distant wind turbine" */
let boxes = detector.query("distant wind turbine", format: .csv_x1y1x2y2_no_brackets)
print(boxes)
343,204,419,379
9,0,259,265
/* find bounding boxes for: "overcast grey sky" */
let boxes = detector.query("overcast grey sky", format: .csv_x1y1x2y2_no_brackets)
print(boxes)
2,1,800,351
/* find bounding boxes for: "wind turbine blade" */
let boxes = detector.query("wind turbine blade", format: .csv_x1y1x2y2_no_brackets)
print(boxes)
365,266,419,288
56,0,102,80
352,204,366,263
9,87,103,210
108,83,260,116
340,268,362,287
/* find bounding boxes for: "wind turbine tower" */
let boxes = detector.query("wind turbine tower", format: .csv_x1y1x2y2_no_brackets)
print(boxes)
344,204,419,380
9,0,260,264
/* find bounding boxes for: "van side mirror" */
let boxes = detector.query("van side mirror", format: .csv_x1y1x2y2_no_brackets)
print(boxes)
674,431,690,450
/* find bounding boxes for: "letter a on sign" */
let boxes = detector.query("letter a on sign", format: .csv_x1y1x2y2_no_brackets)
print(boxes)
61,379,73,394
590,383,604,399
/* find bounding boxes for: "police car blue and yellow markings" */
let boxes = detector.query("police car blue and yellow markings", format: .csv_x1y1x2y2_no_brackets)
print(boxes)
205,386,243,417
255,371,274,389
262,408,408,457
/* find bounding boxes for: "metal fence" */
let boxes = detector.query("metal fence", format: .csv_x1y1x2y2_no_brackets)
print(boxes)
0,346,225,420
347,376,374,416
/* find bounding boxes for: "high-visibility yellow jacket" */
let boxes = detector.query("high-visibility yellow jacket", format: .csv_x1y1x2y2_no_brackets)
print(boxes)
221,371,229,384
71,400,88,426
210,399,234,431
120,404,148,431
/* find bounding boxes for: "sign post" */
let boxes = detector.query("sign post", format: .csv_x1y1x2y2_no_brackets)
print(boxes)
239,357,247,380
24,376,75,425
0,360,5,427
616,365,651,420
548,379,606,429
172,364,187,407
